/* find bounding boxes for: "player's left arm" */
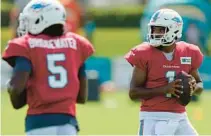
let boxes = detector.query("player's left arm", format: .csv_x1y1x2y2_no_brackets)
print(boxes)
7,57,31,109
189,45,204,96
189,69,203,96
77,63,87,104
76,35,95,104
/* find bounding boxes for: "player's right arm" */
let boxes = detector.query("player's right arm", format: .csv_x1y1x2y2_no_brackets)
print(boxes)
2,38,31,109
129,66,182,100
125,44,182,100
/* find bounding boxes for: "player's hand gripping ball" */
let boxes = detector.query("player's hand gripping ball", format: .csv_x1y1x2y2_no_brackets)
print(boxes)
175,71,193,106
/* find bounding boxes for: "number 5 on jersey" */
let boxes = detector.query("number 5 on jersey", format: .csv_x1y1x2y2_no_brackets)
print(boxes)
47,54,68,88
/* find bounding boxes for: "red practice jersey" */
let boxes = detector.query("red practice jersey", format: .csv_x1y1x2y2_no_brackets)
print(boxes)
125,42,203,113
3,32,94,116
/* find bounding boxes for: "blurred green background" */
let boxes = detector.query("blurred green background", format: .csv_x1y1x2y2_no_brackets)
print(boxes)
1,0,211,135
1,26,211,135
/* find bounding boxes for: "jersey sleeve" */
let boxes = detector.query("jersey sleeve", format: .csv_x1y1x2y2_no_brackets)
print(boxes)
191,45,204,70
14,57,32,72
124,44,148,71
2,37,30,67
78,36,95,62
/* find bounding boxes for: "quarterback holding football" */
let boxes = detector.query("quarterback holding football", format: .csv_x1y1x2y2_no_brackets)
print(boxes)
125,9,203,135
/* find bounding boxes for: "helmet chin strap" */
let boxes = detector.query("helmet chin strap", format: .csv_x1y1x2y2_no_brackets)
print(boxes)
150,38,175,47
154,39,176,50
161,39,176,46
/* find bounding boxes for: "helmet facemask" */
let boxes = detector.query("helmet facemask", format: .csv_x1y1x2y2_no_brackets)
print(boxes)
148,25,178,47
17,13,30,37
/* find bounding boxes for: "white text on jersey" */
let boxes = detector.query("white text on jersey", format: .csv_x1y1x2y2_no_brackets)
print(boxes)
29,38,77,49
163,65,180,69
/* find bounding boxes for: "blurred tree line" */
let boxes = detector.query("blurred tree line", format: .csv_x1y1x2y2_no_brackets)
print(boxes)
1,0,211,55
1,0,144,27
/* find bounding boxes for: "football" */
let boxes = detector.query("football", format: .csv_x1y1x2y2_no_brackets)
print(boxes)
175,71,192,106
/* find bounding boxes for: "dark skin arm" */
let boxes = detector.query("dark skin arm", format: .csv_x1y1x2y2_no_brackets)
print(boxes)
77,76,87,104
129,67,183,100
7,71,30,109
76,65,88,104
189,69,203,96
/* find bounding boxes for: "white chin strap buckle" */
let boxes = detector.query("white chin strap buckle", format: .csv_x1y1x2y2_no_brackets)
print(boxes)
150,40,162,47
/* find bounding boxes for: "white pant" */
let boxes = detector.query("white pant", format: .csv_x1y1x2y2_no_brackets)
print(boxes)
139,112,198,135
26,124,77,135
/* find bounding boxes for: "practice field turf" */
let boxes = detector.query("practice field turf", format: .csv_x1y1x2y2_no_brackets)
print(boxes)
1,91,211,135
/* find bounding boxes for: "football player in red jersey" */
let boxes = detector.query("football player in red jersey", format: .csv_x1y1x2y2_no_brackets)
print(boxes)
125,9,203,135
2,0,94,135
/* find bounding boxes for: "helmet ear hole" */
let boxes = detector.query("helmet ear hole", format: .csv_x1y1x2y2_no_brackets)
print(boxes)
174,30,179,34
166,27,169,32
174,30,180,40
35,18,40,24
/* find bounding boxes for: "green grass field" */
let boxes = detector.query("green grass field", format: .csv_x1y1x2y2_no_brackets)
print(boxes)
1,27,211,135
1,91,211,135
